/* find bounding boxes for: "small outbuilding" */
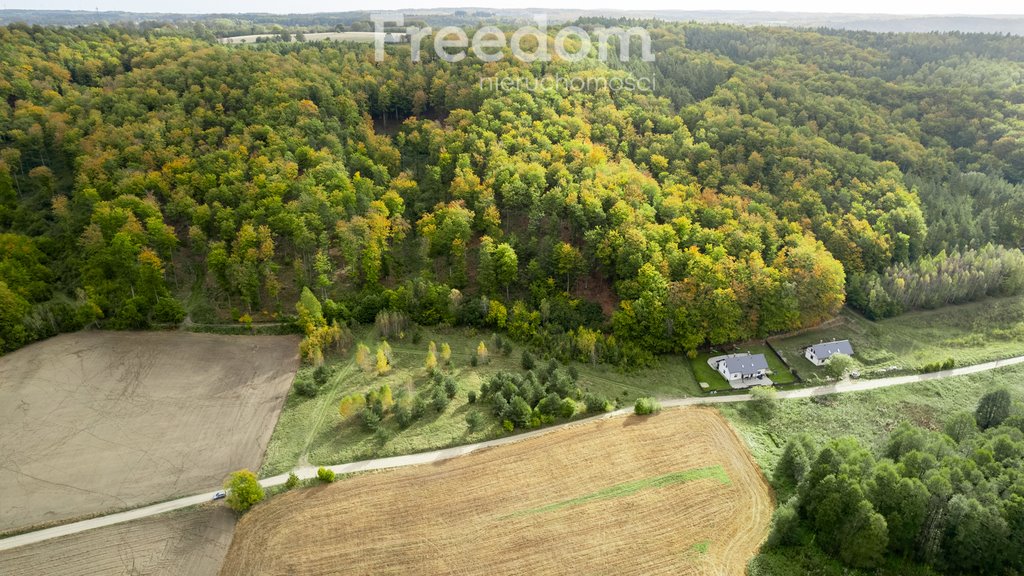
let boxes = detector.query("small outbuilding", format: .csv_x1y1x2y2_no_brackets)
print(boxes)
805,340,854,366
717,354,769,381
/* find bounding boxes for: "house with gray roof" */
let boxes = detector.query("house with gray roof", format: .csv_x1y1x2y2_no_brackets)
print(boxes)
716,354,769,382
805,340,855,366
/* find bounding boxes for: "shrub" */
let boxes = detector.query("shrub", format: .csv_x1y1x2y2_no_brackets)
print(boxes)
317,467,336,483
560,398,576,418
153,297,186,323
470,353,478,367
584,393,611,413
749,386,779,420
284,472,299,490
294,375,320,397
361,409,381,431
312,364,331,388
443,376,458,399
976,389,1012,429
431,386,450,412
502,419,514,433
466,411,482,431
394,403,415,428
921,357,955,373
224,469,265,512
521,350,535,370
467,390,477,404
823,353,855,379
634,396,661,415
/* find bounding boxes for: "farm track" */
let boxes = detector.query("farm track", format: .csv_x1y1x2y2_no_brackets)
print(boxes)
2,352,1022,553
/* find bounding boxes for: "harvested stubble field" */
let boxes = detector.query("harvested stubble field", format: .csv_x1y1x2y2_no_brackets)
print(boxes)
0,331,299,533
221,408,773,576
0,506,235,576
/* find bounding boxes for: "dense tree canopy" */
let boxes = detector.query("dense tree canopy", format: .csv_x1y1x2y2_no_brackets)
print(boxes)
1,20,1022,360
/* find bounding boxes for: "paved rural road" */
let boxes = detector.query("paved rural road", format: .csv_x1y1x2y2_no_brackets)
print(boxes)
3,353,1023,552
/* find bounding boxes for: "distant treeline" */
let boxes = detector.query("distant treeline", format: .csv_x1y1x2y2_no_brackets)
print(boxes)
848,244,1024,319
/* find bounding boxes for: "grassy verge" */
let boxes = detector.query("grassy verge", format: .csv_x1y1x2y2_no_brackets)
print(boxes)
718,362,1024,477
771,295,1024,381
259,325,699,476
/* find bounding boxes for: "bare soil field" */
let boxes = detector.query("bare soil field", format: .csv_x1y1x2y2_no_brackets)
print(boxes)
0,331,299,533
0,506,235,575
221,408,773,576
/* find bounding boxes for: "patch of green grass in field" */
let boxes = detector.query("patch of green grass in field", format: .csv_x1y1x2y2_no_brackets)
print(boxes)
691,541,710,555
260,326,699,476
718,363,1024,480
689,344,796,391
772,296,1024,381
503,465,730,518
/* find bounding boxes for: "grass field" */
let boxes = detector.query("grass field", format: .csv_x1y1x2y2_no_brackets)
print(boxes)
0,506,234,576
771,296,1024,381
0,331,299,534
259,326,699,475
690,344,797,390
222,408,773,576
720,346,1024,576
719,361,1024,483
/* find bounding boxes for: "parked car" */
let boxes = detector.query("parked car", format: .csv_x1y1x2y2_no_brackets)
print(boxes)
213,490,227,501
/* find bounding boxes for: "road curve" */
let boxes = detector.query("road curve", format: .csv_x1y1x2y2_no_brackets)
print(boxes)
2,353,1022,552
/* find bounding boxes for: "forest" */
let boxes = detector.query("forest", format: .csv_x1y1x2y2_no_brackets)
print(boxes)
0,19,1023,362
768,390,1024,574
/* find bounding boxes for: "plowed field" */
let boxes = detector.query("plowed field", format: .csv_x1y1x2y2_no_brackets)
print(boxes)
220,408,772,576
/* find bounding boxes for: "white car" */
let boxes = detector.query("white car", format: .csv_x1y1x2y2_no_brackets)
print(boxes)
213,490,227,501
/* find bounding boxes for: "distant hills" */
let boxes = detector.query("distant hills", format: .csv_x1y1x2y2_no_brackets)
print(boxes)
2,8,1024,35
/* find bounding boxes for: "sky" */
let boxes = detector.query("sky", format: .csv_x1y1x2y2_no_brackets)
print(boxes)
2,0,1022,15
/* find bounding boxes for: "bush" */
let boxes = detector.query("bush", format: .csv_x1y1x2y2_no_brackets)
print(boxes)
443,376,458,399
431,386,450,412
313,364,331,388
361,409,381,431
976,389,1012,429
317,467,336,483
921,357,955,373
634,396,661,415
521,350,535,370
224,469,265,512
823,354,855,380
584,393,611,413
502,419,514,433
153,297,186,323
467,390,477,404
284,472,299,490
749,386,779,420
294,375,320,397
470,353,478,367
466,411,483,431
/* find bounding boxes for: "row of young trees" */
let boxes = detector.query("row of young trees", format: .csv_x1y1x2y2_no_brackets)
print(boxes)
769,390,1024,573
847,244,1024,319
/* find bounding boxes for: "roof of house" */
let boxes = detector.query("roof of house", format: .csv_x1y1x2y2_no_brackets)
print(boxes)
718,354,769,374
808,340,854,359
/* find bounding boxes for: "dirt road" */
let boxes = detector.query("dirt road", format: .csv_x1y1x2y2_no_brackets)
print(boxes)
3,352,1022,552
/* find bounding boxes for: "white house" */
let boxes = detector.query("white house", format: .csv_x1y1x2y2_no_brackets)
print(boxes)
805,340,855,366
717,354,769,381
